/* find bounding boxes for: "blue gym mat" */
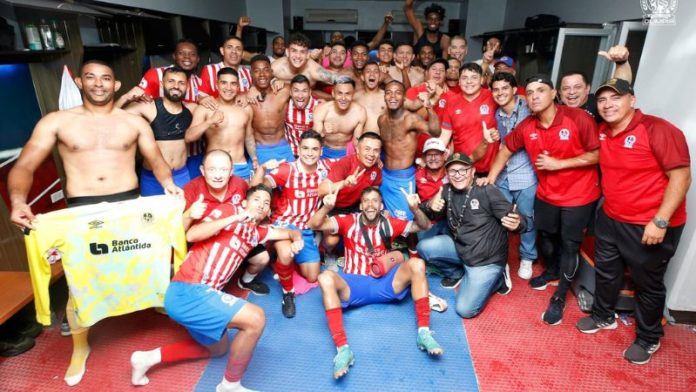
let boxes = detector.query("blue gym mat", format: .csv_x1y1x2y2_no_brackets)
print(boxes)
194,272,479,392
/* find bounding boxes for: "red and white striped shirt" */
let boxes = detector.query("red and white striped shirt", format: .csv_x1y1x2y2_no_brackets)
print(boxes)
138,65,202,104
266,160,330,229
285,97,318,156
331,214,410,276
199,62,252,97
173,204,269,290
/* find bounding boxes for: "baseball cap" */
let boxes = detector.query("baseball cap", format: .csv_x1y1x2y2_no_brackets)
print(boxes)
494,56,515,68
595,78,634,96
525,74,554,89
445,152,473,167
422,138,446,153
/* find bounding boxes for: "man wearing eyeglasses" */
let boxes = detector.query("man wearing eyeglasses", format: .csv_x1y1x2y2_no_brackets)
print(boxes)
182,149,271,296
417,152,523,316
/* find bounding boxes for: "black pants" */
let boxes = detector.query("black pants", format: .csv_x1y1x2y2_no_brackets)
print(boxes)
593,208,684,344
535,197,597,298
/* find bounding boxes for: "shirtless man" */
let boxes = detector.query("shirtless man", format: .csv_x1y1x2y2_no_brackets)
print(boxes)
379,80,440,220
126,66,193,195
186,67,257,180
313,76,367,159
388,42,425,89
272,33,338,100
8,60,180,386
246,55,296,165
354,62,386,132
348,40,370,93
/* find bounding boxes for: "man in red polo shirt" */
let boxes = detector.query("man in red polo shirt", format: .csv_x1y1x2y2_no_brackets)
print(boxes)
575,79,691,365
481,74,600,326
440,62,499,174
182,150,270,296
415,138,449,243
318,132,383,268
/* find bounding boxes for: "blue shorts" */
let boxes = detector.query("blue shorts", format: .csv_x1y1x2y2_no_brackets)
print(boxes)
339,266,410,308
321,146,347,160
273,221,320,264
140,166,191,196
164,281,247,346
186,154,204,179
233,161,252,181
380,166,416,220
257,140,296,165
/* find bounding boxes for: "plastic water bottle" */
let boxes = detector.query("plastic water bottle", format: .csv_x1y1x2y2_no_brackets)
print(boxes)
24,23,42,50
52,20,65,49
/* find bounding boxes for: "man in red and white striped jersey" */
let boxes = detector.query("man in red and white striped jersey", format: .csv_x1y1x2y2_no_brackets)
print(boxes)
285,75,319,157
308,186,443,379
130,184,303,392
251,131,331,318
198,36,253,104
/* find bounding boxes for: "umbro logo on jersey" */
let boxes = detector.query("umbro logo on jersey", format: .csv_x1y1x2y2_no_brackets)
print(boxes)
88,220,104,229
90,243,109,255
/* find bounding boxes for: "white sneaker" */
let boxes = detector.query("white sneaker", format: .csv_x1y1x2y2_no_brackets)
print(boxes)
518,259,533,280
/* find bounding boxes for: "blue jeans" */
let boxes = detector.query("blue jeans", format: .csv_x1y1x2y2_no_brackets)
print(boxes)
417,220,449,241
417,234,504,318
497,179,538,261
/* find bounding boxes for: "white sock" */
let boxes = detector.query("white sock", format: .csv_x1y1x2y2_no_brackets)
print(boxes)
216,377,258,392
418,327,429,333
130,348,161,386
241,271,257,284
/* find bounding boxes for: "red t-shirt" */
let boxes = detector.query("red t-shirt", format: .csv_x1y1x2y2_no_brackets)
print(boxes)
415,167,448,202
173,204,269,290
266,160,330,229
327,154,382,208
183,176,249,224
199,62,252,97
405,83,449,120
331,213,410,275
138,65,202,103
440,89,499,172
506,105,600,207
598,110,690,226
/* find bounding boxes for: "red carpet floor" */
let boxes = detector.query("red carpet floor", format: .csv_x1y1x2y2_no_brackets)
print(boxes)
466,235,696,392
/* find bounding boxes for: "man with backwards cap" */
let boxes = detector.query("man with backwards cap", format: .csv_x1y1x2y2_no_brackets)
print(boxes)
575,78,691,365
418,152,523,317
481,74,600,326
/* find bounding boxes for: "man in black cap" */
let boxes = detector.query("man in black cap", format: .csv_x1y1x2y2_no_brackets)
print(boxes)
576,78,691,365
418,152,523,318
481,74,600,326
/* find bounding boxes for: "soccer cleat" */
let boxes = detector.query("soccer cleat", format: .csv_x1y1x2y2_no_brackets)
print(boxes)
416,329,444,355
541,296,565,326
237,277,270,296
333,345,355,379
623,340,661,365
576,315,618,334
281,292,296,318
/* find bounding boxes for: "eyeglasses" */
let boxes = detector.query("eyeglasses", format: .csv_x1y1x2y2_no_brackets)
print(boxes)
447,167,472,176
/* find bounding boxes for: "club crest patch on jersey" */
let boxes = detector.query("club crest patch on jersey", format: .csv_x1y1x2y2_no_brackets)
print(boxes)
232,194,242,205
141,212,154,225
470,199,480,210
242,79,250,89
480,105,490,115
439,99,446,108
559,128,570,141
624,135,637,149
307,113,314,121
139,79,148,89
370,171,377,181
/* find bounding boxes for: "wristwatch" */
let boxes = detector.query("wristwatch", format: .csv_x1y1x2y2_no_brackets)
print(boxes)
652,217,669,229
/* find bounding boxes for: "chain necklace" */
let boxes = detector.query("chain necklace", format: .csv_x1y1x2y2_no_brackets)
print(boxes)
446,186,472,230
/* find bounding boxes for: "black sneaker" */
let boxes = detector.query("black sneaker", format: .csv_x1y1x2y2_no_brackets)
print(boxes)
541,296,565,325
529,271,560,291
0,335,35,357
623,339,661,365
17,322,43,339
282,292,296,318
497,264,512,295
237,277,270,296
576,315,618,334
440,277,462,289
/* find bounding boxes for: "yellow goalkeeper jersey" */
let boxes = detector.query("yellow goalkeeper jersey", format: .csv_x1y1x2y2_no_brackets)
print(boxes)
24,195,187,327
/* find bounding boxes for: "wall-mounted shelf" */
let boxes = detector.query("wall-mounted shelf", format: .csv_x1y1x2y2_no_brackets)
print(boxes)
0,49,71,64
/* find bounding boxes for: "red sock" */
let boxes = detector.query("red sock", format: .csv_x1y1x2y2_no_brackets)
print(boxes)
325,307,348,347
224,355,252,382
415,297,430,329
274,262,295,292
160,337,210,363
